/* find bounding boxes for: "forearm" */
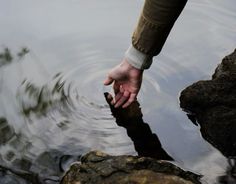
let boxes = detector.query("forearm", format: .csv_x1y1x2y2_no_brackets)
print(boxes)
126,0,188,69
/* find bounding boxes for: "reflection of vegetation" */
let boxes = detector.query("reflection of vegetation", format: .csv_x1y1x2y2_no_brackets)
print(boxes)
0,118,70,184
0,48,13,67
57,120,70,130
0,47,29,67
0,117,40,183
18,73,73,117
0,164,41,184
17,47,30,59
0,149,78,184
0,117,15,145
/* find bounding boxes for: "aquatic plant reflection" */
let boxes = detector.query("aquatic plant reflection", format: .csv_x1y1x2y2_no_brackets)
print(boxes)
0,117,15,145
0,117,41,184
0,117,78,184
0,48,13,67
17,48,30,59
17,73,74,118
0,47,29,68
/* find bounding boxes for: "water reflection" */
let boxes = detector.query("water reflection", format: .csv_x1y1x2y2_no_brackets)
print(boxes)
0,115,79,183
0,117,15,145
0,47,135,183
17,48,30,59
180,49,236,183
184,112,236,184
0,0,235,183
17,73,74,118
0,47,29,68
0,48,13,67
0,117,41,184
218,158,236,184
0,164,41,184
104,92,173,161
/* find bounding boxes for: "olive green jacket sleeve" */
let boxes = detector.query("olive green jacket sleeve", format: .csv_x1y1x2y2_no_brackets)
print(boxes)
125,0,188,69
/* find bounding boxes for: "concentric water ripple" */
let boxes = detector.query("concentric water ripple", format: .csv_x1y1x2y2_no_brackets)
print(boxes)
15,50,137,157
0,0,236,183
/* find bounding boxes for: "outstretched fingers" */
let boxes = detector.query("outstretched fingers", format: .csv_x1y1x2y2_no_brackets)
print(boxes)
111,92,123,105
114,90,130,108
122,93,137,108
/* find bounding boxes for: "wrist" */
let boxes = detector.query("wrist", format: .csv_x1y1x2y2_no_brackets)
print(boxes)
121,59,143,78
125,45,153,70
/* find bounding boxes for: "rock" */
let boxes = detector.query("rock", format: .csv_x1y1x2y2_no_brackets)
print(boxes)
180,49,236,157
61,151,201,184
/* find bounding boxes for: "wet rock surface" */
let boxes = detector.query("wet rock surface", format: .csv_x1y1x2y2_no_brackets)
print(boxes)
61,151,201,184
180,49,236,157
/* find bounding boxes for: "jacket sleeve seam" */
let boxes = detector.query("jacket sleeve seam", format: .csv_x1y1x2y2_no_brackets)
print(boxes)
141,14,172,29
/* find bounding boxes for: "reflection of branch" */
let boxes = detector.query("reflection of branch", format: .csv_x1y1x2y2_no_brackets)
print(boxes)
104,93,173,160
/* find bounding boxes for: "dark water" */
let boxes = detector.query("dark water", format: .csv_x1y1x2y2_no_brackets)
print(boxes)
0,0,236,183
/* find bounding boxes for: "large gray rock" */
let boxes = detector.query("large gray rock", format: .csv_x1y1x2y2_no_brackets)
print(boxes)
180,49,236,157
61,151,201,184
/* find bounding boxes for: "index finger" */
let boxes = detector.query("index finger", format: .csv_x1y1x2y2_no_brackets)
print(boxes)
113,82,120,94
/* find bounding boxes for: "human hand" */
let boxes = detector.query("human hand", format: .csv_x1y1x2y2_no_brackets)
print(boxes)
104,59,143,108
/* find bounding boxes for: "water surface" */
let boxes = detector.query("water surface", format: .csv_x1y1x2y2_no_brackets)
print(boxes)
0,0,236,183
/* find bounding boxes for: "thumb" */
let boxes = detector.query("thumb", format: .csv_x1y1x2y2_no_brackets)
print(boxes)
103,76,114,85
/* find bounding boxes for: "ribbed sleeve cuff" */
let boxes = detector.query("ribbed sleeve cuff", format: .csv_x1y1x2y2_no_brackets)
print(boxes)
125,45,153,70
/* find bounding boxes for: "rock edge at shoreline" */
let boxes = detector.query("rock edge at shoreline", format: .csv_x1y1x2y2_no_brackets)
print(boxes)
61,151,201,184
